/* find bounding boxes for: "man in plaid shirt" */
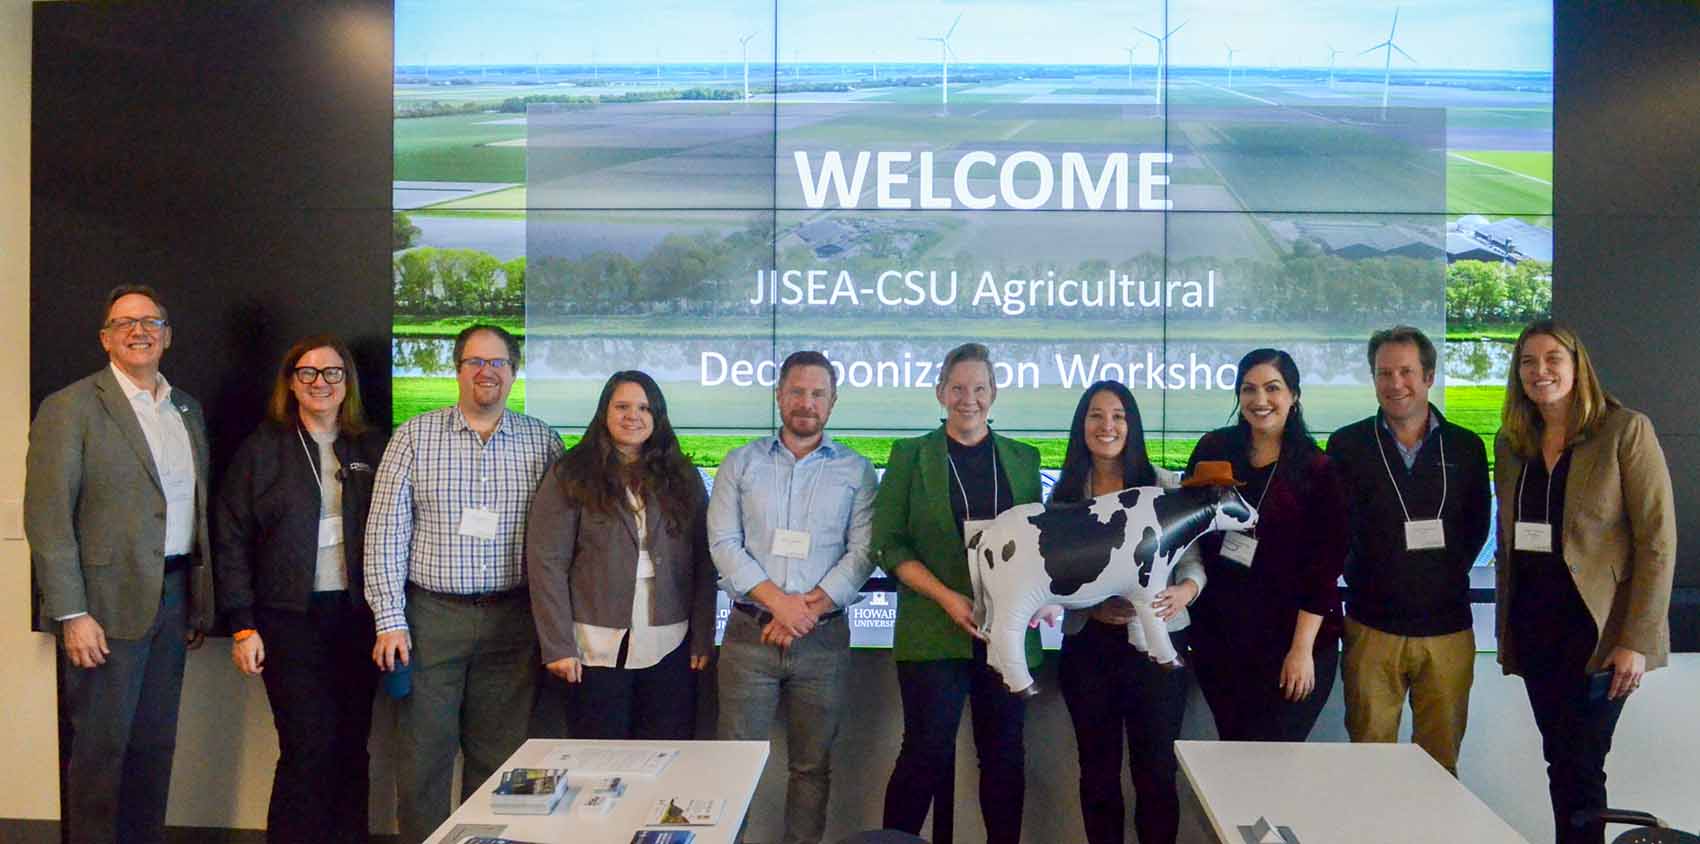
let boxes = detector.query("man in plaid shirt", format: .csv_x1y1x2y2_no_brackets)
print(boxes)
365,325,564,844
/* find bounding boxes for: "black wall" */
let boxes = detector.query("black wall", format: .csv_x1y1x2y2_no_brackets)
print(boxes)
30,0,396,467
27,1,1700,641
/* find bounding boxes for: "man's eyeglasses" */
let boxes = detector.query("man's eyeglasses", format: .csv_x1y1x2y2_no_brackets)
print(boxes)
458,357,513,372
103,317,169,334
293,366,347,385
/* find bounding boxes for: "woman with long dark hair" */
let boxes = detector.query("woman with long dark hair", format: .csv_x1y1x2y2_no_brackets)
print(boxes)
1495,321,1674,844
1185,348,1348,741
526,370,716,739
1053,380,1204,844
214,334,386,844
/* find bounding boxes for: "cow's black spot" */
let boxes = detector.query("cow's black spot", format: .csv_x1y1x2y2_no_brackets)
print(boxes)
1133,525,1160,587
1001,540,1016,562
967,530,984,550
1028,502,1128,596
984,547,995,570
1152,487,1217,557
1118,488,1142,510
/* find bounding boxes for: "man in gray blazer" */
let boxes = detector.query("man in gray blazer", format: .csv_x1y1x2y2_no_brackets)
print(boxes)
25,285,215,844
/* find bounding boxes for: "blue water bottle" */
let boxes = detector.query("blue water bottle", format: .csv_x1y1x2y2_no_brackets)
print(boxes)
384,661,412,699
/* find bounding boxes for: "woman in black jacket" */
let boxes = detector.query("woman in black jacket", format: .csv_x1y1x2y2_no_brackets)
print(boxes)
214,334,386,844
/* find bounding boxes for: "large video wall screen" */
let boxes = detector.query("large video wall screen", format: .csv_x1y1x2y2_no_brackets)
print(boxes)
393,1,1554,443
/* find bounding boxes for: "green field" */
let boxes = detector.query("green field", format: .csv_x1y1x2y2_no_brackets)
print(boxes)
421,185,528,212
395,113,527,182
393,377,1506,469
1447,151,1552,221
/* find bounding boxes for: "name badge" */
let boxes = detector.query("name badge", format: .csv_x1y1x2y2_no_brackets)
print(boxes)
458,507,500,540
1404,519,1446,551
317,516,344,548
772,528,812,559
1220,531,1258,567
1514,521,1553,553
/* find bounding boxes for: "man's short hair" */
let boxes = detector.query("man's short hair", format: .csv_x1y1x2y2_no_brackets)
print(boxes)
454,324,521,366
778,350,836,392
102,284,168,327
1367,325,1437,375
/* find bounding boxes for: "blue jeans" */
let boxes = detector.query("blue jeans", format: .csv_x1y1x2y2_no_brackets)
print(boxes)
717,609,851,844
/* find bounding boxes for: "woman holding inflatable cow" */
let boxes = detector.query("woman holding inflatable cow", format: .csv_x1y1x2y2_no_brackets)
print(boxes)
1052,380,1207,844
874,342,1043,844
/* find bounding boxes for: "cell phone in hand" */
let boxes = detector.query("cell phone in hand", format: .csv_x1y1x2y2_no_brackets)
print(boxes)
1584,668,1615,703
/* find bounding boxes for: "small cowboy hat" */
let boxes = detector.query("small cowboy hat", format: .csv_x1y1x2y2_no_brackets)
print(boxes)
1181,460,1245,488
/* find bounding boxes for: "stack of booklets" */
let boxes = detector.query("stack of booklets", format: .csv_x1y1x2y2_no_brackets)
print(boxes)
489,768,570,815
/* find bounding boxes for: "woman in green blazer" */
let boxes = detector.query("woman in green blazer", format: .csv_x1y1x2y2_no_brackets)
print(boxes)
1494,321,1675,844
874,343,1042,844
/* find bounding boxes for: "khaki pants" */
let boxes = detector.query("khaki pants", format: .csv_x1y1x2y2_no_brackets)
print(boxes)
1342,617,1475,774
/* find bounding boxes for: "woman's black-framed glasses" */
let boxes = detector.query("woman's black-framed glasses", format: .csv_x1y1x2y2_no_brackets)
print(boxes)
293,366,347,384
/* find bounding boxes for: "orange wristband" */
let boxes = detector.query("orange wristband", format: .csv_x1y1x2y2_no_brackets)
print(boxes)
233,629,258,642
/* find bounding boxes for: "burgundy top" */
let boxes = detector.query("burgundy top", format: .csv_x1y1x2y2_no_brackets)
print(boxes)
1186,428,1348,669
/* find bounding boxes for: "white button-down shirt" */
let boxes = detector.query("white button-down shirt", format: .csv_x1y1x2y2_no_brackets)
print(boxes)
109,363,196,556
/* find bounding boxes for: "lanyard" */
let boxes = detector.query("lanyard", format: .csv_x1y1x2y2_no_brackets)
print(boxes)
296,427,336,509
773,445,827,529
946,439,998,521
1373,419,1447,524
1246,460,1277,538
1515,455,1558,526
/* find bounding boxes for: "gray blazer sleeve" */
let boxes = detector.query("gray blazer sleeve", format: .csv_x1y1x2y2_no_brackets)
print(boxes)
24,390,89,622
527,461,583,663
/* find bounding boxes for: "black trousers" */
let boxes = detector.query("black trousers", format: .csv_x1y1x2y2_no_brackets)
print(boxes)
1059,622,1192,844
883,641,1026,844
1194,640,1339,742
565,636,696,740
255,592,379,844
1522,667,1626,844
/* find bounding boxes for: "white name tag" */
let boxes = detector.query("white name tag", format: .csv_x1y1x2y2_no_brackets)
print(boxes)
458,507,500,540
317,515,344,548
772,528,812,559
1404,519,1447,551
1514,521,1553,553
1220,531,1258,567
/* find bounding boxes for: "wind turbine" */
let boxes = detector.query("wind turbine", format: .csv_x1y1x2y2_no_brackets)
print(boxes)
1135,19,1187,107
1361,6,1414,120
739,32,756,101
1122,45,1138,88
655,47,662,85
1224,43,1239,89
920,13,963,107
1325,44,1342,89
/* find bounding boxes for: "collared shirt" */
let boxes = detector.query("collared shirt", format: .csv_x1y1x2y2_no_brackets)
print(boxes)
109,363,196,556
707,434,878,609
1380,408,1441,469
364,406,565,633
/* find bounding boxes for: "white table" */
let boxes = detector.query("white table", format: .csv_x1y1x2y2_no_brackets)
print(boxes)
427,739,770,844
1175,741,1526,844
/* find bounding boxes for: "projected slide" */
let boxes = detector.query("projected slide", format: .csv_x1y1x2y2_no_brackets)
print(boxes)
393,0,1551,446
393,1,1552,643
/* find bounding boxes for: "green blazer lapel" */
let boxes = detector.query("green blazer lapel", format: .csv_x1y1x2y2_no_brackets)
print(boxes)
992,432,1040,504
918,428,955,531
94,368,163,493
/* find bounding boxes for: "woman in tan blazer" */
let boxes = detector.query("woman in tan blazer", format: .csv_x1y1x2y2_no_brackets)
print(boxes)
526,371,715,739
1494,320,1675,844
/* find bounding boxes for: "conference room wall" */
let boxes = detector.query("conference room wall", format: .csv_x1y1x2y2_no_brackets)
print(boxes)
5,1,1698,842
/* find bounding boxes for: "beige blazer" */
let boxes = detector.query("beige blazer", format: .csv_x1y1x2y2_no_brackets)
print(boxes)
1494,406,1676,674
25,368,216,638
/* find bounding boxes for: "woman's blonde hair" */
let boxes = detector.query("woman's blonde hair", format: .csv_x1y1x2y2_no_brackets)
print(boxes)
1500,320,1617,458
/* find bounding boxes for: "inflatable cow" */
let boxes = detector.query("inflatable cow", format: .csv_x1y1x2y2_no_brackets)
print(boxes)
967,461,1256,696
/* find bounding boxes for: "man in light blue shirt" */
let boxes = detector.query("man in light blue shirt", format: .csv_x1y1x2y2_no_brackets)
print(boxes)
708,350,877,844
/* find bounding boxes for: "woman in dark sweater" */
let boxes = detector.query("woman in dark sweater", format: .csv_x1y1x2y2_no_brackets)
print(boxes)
1185,348,1348,741
214,334,386,844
